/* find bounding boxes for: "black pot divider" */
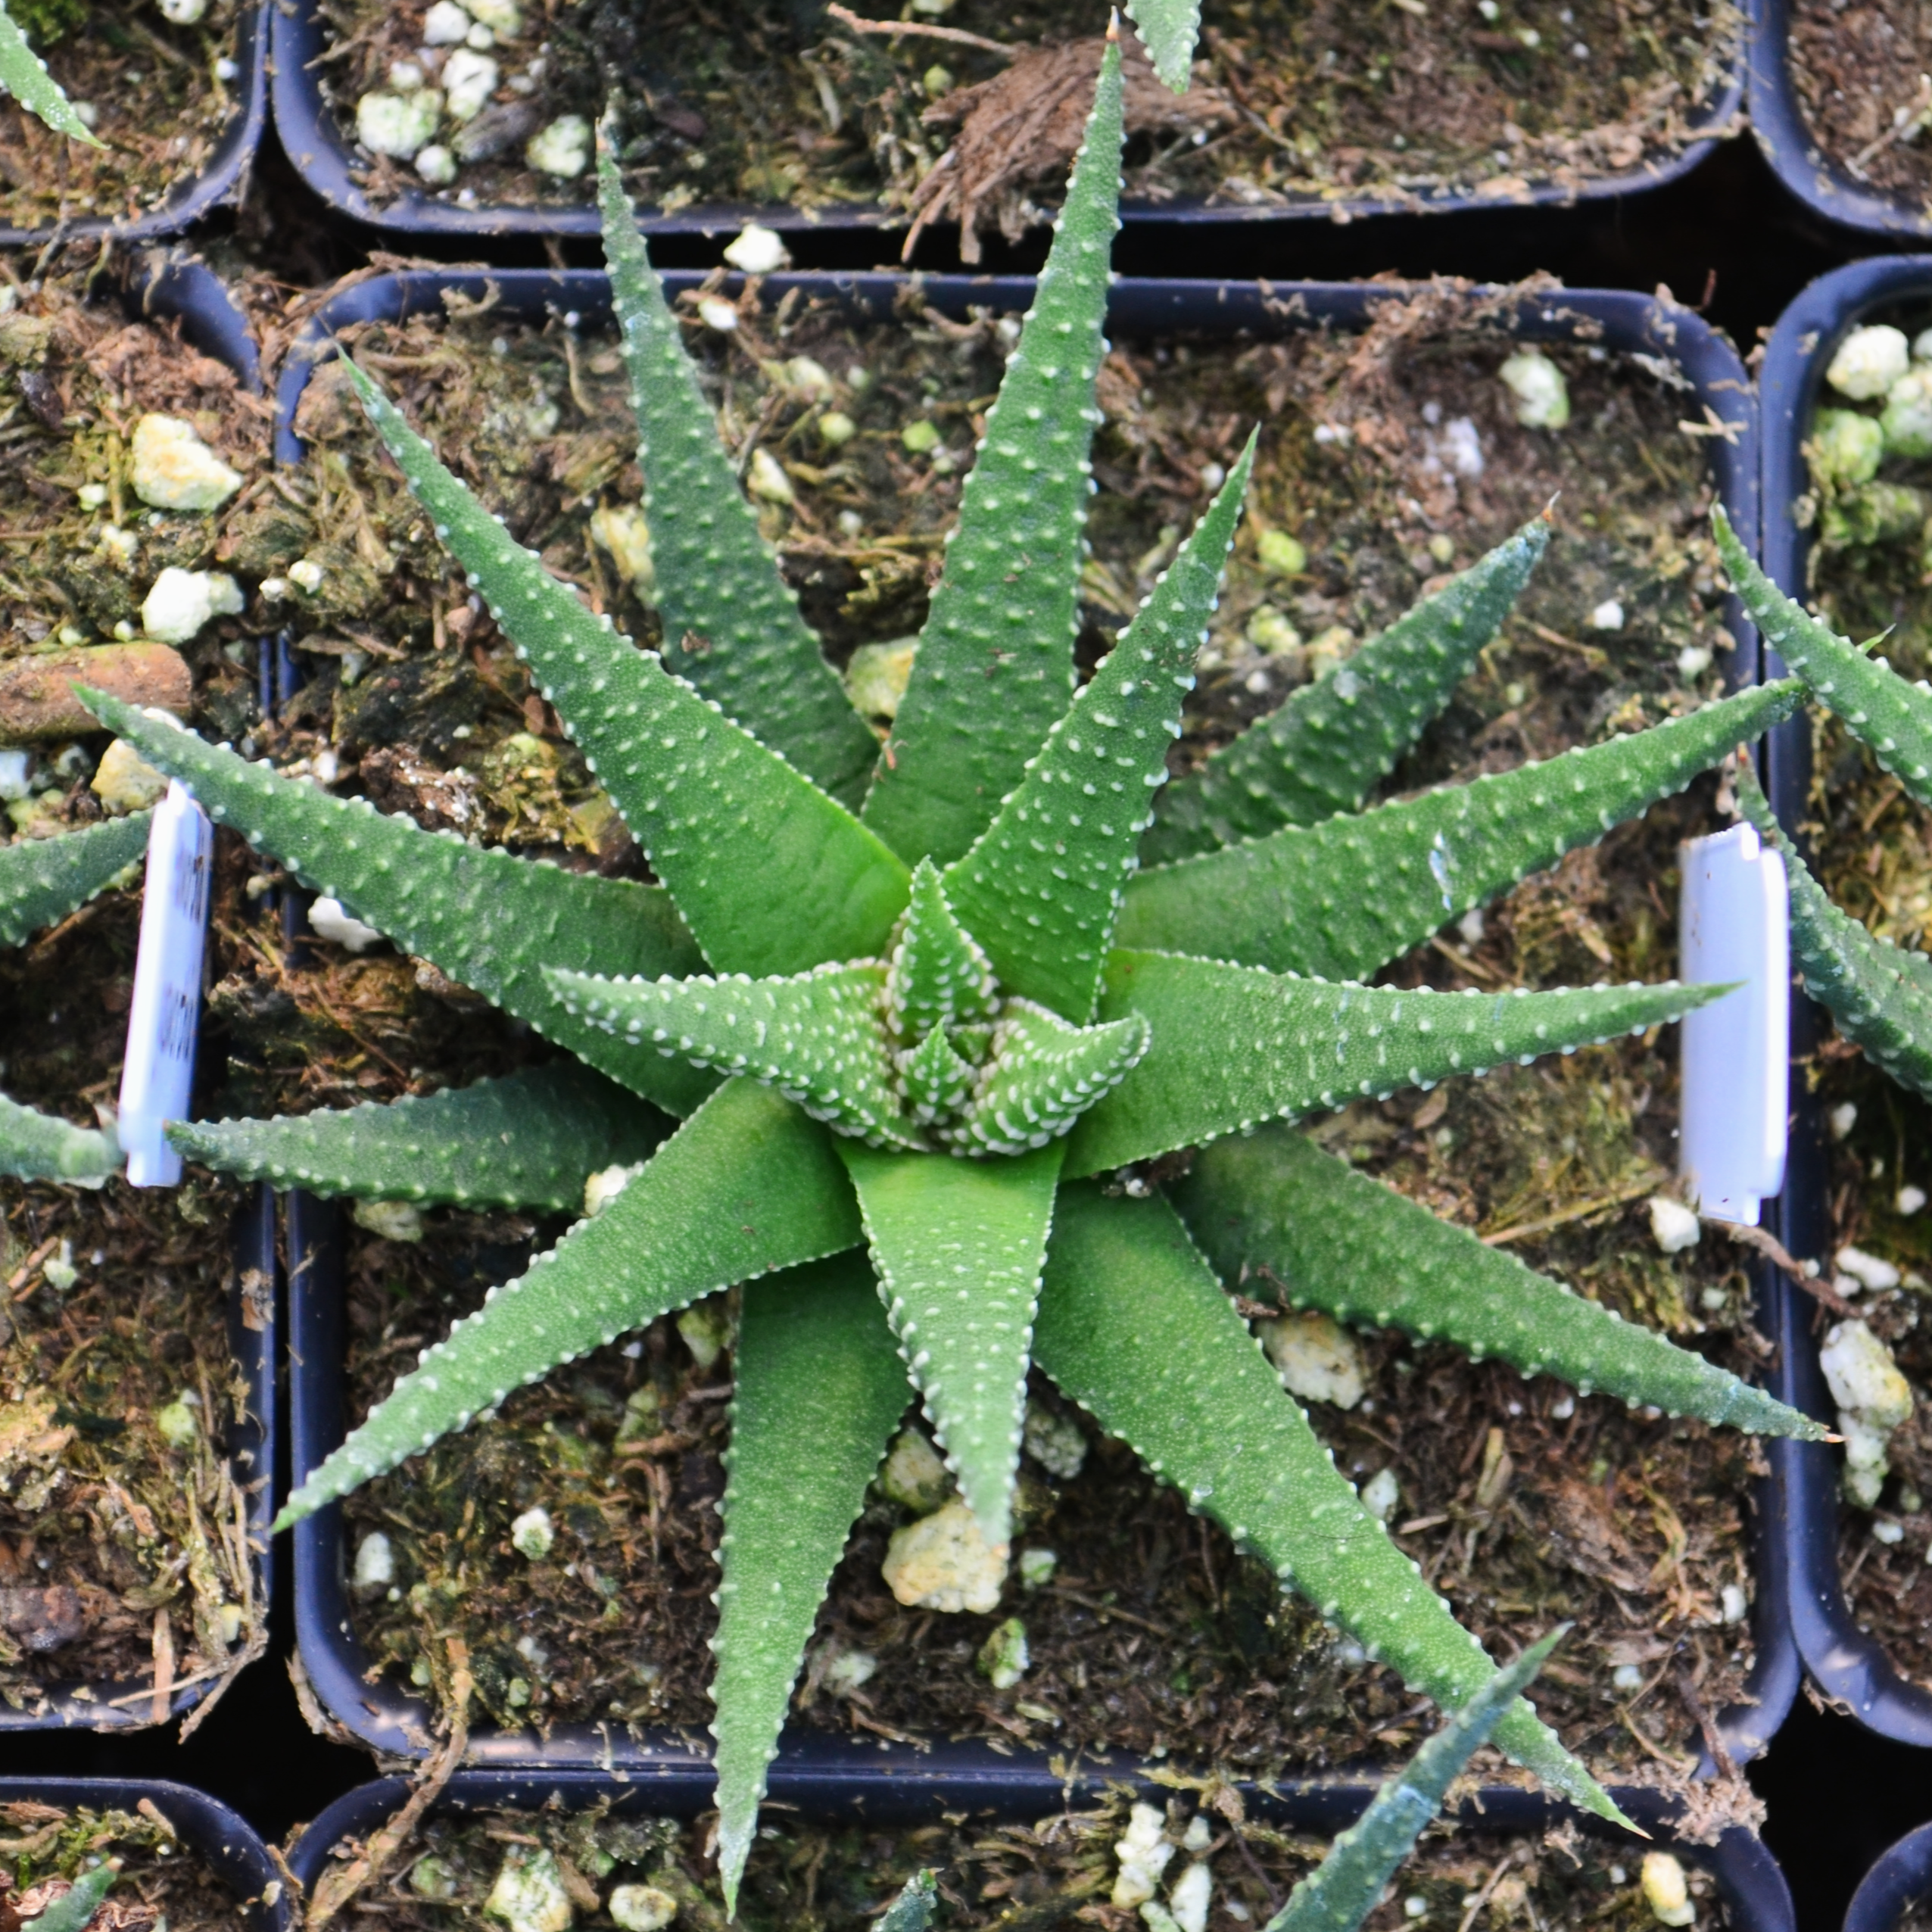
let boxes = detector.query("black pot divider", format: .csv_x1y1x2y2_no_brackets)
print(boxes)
267,0,1740,243
1756,254,1932,1746
1848,1822,1932,1932
273,264,1796,1786
0,2,269,251
0,257,277,1734
1745,0,1932,241
0,1779,285,1930
283,1769,1794,1932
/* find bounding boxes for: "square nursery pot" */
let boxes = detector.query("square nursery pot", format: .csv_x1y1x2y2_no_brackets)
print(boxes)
0,257,275,1731
1759,255,1932,1746
265,263,1801,1788
0,1778,287,1930
1746,0,1932,238
0,1,269,249
282,1767,1793,1932
269,0,1740,242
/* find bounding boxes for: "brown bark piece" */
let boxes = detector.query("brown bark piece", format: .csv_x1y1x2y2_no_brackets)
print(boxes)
0,646,192,743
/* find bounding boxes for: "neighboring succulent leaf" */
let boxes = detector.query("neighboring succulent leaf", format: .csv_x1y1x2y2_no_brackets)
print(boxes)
1266,1631,1564,1932
0,0,103,145
0,809,151,947
1735,762,1932,1102
1145,516,1550,865
0,1092,119,1183
1033,1182,1623,1825
839,1140,1064,1547
886,858,998,1036
1067,951,1722,1175
275,1080,862,1526
1715,503,1932,803
862,39,1123,868
1117,681,1803,980
947,1000,1148,1155
947,435,1255,1021
168,1063,669,1212
550,961,921,1148
79,693,717,1118
595,139,879,810
877,1872,940,1932
1175,1124,1823,1438
1123,0,1202,90
712,1252,911,1912
334,356,911,975
23,1863,117,1932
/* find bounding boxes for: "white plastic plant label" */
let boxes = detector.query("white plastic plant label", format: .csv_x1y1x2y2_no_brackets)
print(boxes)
1678,820,1789,1225
117,781,213,1188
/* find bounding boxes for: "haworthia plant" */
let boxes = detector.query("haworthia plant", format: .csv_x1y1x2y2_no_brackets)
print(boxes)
0,810,148,1182
126,34,1812,1906
0,0,101,146
1718,513,1932,1105
1264,1631,1564,1932
1123,0,1204,91
23,1862,117,1932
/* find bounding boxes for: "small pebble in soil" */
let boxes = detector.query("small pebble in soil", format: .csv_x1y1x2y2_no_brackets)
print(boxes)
1828,325,1910,401
1018,1547,1057,1589
1245,606,1301,656
723,225,790,276
423,1,470,44
1882,367,1932,458
1360,1466,1401,1521
1022,1399,1087,1479
486,1846,573,1932
141,566,243,645
288,556,326,594
881,1497,1006,1612
976,1615,1029,1689
1498,349,1571,430
697,298,737,334
444,48,498,123
1641,1851,1695,1927
0,751,29,802
1588,597,1625,631
358,88,445,160
1112,1805,1176,1909
676,1298,731,1370
355,1530,395,1592
411,1856,460,1900
1901,1186,1928,1216
90,740,167,815
1676,644,1712,682
1812,409,1885,488
351,1198,425,1243
1873,1518,1906,1544
747,448,794,505
1839,1245,1902,1292
1404,1899,1429,1920
1647,1196,1700,1254
1611,1662,1644,1692
510,1507,555,1561
590,503,654,588
824,1647,877,1693
416,144,458,186
1831,1101,1859,1140
1259,1310,1366,1408
1169,1862,1214,1932
129,414,243,513
1256,529,1307,576
608,1884,678,1931
155,1395,199,1449
466,0,521,31
879,1427,951,1513
901,419,942,456
310,896,385,955
1821,1319,1915,1507
527,116,591,179
1722,1581,1747,1623
158,0,207,19
583,1163,637,1217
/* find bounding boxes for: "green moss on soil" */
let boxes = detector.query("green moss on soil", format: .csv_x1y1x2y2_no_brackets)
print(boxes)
0,1800,253,1931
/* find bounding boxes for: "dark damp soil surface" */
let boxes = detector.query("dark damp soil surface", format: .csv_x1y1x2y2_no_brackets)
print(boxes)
0,1,246,232
316,0,1735,235
1790,313,1932,1690
285,280,1768,1790
1789,0,1932,213
291,1790,1736,1932
0,1800,252,1932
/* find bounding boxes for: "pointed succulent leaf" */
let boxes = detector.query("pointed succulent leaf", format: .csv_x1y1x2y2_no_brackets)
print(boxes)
0,809,151,948
1034,1183,1622,1824
947,999,1149,1155
1123,0,1202,89
79,693,718,1117
901,1024,976,1123
1735,762,1932,1102
1175,1124,1824,1438
1117,681,1804,980
335,355,910,975
1067,950,1724,1175
168,1063,669,1213
1715,503,1932,804
549,961,921,1148
862,39,1123,867
1145,516,1550,865
0,1,103,145
1265,1632,1564,1932
948,435,1255,1021
275,1080,861,1527
838,1140,1063,1547
712,1253,911,1913
24,1863,118,1932
0,1092,120,1183
886,858,998,1036
596,141,879,809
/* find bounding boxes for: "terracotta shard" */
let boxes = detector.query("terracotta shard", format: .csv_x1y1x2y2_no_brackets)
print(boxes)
0,643,191,742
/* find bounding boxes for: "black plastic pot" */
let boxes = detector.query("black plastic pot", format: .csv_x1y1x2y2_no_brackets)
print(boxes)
273,266,1790,1776
0,2,269,250
0,1778,286,1930
1847,1822,1932,1932
0,256,277,1734
1745,0,1932,240
269,0,1741,242
1756,255,1932,1747
285,1768,1793,1932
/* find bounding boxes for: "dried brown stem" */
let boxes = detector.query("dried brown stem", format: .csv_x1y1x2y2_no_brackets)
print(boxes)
825,5,1014,59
